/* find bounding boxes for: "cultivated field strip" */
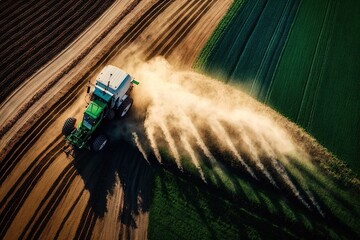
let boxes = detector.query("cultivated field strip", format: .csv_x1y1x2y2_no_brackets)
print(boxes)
0,0,143,144
294,0,337,125
160,0,216,58
0,0,162,140
0,135,63,209
0,141,64,239
0,0,104,92
18,163,77,239
200,0,300,97
0,0,115,103
0,0,175,184
53,188,86,239
75,202,97,240
98,0,174,62
0,1,215,238
0,0,235,238
144,0,202,59
0,0,81,52
0,0,55,34
264,0,360,172
145,0,215,60
0,0,33,22
0,68,87,185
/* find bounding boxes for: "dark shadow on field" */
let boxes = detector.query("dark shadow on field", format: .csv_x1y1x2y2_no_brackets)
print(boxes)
287,158,360,238
156,145,360,239
153,169,304,240
72,113,156,229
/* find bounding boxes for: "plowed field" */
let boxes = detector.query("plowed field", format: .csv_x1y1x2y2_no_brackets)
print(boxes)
0,0,232,239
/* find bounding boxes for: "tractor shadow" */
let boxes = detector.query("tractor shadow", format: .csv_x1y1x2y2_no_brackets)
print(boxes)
72,112,156,229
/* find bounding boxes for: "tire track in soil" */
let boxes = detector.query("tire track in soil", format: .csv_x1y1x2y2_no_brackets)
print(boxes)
98,0,173,61
145,0,214,60
0,143,64,239
144,0,200,59
53,188,86,239
72,157,109,239
54,151,105,239
19,163,77,239
72,145,131,239
161,0,216,58
75,202,97,240
0,135,63,209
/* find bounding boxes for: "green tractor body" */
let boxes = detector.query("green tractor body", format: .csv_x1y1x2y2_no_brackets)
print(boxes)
62,65,138,152
66,99,107,149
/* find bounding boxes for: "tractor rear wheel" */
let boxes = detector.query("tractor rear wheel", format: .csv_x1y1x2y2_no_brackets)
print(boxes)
118,97,133,118
92,135,107,151
62,117,76,136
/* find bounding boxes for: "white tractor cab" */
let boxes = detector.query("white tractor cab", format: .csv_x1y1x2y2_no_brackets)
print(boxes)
93,65,137,118
62,65,138,151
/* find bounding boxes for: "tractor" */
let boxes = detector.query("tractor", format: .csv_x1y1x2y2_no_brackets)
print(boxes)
62,65,138,152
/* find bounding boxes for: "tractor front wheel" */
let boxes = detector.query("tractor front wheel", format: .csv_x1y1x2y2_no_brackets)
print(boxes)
92,135,107,151
118,97,133,118
62,117,76,136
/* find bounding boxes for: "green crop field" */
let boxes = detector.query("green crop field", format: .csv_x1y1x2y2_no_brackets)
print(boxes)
266,0,360,174
196,0,360,174
148,169,297,240
148,0,360,239
148,167,359,239
147,145,359,239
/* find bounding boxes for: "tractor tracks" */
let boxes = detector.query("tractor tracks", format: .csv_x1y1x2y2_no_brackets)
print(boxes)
0,139,64,239
94,0,173,63
145,0,216,60
0,66,86,185
74,202,98,240
18,163,78,239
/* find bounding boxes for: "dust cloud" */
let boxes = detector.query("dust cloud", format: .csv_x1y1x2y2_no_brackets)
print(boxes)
112,57,323,209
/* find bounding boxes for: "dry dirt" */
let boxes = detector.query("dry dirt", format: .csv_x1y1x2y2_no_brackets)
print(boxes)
0,0,233,239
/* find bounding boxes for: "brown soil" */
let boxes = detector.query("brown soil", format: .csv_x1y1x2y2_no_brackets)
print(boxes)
0,0,232,239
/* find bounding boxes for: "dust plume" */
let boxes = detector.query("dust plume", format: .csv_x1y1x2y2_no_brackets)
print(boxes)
112,57,353,212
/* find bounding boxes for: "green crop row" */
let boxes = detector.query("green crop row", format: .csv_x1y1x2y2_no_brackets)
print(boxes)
265,0,360,173
196,0,300,96
194,0,245,70
196,0,360,174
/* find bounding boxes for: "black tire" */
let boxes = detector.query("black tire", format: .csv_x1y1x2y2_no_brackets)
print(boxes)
118,97,133,118
62,117,76,136
92,135,107,151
